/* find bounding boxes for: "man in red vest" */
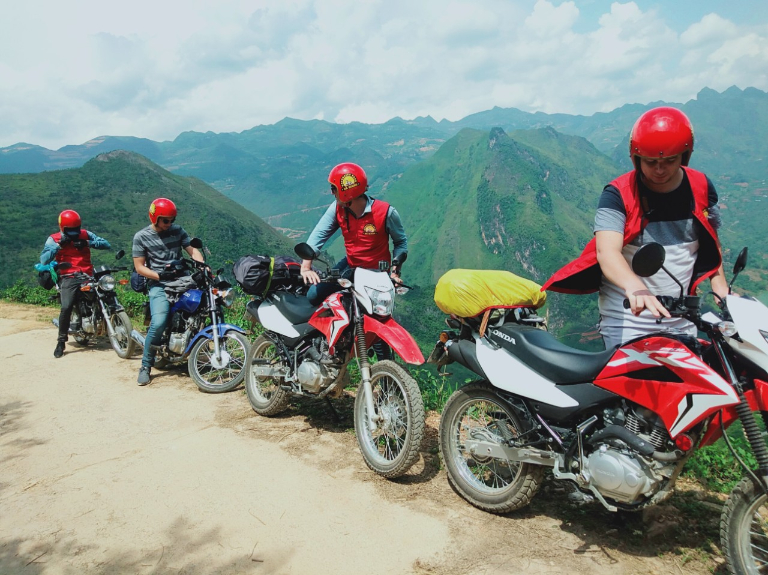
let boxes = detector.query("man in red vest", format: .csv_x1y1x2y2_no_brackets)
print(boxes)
300,162,408,304
40,209,111,358
542,107,727,348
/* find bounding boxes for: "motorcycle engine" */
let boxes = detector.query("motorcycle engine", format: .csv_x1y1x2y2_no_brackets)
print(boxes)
585,446,659,504
296,339,339,393
168,315,193,355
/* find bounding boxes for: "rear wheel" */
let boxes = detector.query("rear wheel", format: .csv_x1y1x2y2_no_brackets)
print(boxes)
188,331,249,393
354,360,425,479
439,382,543,513
109,311,136,359
245,335,290,415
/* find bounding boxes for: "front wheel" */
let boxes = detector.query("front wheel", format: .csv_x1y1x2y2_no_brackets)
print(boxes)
109,311,136,359
721,477,768,574
354,360,425,479
245,335,290,415
439,381,543,513
187,331,249,393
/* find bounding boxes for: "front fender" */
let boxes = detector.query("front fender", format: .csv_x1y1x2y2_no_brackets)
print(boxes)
363,315,424,365
184,323,247,355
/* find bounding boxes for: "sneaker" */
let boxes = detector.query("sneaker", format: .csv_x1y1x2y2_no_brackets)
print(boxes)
137,366,151,386
54,342,65,358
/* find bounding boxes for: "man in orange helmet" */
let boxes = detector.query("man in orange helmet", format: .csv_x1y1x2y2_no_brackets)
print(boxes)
543,107,727,348
40,209,111,358
132,198,204,385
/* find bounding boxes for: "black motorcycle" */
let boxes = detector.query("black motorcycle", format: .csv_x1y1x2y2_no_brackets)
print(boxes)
52,250,136,359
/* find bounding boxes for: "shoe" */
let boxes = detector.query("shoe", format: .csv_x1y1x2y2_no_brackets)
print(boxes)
54,342,65,358
137,366,151,386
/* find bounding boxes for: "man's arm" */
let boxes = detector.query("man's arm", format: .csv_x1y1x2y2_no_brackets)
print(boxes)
301,203,339,285
595,230,670,318
134,256,162,281
86,231,111,250
40,236,59,266
184,245,204,263
386,207,408,263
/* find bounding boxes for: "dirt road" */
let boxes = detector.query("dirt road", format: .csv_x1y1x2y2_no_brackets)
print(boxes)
0,302,722,574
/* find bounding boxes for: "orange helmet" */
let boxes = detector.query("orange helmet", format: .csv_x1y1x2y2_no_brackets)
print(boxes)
328,163,368,203
629,107,694,167
58,209,81,230
149,198,177,225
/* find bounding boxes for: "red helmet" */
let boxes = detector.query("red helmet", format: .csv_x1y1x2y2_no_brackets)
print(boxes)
149,198,177,225
328,163,368,203
629,107,694,166
58,209,81,230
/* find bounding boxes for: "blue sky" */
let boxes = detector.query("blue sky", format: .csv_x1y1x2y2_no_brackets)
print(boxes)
1,0,767,149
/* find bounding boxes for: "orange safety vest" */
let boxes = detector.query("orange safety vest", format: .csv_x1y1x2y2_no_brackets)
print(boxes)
336,199,391,269
51,230,94,276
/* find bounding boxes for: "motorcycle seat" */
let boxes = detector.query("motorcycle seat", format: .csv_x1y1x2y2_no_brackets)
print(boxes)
487,324,616,384
271,292,318,324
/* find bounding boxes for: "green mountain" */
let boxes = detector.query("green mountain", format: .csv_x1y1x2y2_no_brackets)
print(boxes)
383,127,622,349
0,150,293,289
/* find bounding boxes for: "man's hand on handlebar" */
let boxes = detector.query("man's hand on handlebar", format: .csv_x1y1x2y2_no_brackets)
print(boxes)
625,289,671,318
301,269,321,285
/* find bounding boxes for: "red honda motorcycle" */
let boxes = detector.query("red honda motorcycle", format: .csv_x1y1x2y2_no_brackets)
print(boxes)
429,243,768,574
244,243,425,479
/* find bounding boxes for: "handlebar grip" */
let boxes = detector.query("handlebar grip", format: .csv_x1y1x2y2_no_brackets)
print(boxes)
623,298,630,309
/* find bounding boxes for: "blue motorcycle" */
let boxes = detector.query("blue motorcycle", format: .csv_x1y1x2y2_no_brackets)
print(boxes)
131,238,249,393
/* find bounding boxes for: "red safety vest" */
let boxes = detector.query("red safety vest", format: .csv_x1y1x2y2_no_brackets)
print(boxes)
541,167,721,295
336,199,391,269
51,230,94,276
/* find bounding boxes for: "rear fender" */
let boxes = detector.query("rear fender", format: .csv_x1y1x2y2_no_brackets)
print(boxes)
363,315,424,365
184,323,246,355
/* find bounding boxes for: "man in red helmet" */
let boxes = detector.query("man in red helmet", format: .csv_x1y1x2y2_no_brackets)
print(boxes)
40,209,111,358
300,163,408,359
300,162,408,304
542,107,727,348
132,198,204,385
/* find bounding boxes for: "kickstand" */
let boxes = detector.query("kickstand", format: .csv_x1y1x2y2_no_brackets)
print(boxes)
325,397,342,424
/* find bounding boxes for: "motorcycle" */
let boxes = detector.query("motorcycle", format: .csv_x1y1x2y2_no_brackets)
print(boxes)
51,249,136,359
130,238,250,393
243,243,426,479
428,243,768,575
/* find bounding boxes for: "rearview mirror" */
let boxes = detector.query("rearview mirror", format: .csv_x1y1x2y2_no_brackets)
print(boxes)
190,238,203,249
294,242,316,261
631,243,666,278
733,247,748,276
115,249,125,260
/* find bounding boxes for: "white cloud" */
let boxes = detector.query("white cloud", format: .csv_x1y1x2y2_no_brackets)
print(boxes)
1,0,768,149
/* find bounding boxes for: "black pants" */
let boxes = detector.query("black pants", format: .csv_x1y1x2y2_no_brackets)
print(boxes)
57,276,83,343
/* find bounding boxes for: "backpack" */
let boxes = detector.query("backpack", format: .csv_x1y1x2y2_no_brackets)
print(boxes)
37,270,56,290
130,271,148,294
232,255,304,297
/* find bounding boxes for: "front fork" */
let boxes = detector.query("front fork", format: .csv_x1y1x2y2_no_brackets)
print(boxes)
97,296,118,339
353,299,379,433
713,336,768,491
208,286,223,362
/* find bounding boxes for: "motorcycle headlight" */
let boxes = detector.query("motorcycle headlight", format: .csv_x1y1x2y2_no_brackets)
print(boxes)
219,289,235,308
98,275,116,291
364,287,394,316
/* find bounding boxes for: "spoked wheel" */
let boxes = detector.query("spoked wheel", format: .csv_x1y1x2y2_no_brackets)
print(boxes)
439,381,543,513
188,331,249,393
721,477,768,574
109,311,136,359
245,335,290,415
354,360,425,479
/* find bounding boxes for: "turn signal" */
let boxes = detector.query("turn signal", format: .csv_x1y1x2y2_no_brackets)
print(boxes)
439,332,450,343
80,285,92,292
674,434,693,452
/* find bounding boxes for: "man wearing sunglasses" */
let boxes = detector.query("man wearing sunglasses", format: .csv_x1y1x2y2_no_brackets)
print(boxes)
543,107,727,348
132,198,204,385
40,209,111,358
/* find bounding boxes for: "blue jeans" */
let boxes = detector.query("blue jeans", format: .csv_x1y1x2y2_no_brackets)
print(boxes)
142,285,170,368
307,258,350,306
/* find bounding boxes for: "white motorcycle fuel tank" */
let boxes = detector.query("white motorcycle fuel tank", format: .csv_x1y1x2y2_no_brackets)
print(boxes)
723,294,768,373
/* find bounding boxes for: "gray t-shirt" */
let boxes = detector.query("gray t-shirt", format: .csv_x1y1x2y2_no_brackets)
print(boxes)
132,224,191,285
593,173,720,347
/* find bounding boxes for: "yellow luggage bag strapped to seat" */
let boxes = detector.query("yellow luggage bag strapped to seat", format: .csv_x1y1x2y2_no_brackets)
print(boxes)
434,269,546,318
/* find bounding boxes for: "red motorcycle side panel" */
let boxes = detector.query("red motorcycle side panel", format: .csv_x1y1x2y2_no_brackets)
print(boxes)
594,336,739,438
363,315,425,365
700,379,768,446
308,293,349,354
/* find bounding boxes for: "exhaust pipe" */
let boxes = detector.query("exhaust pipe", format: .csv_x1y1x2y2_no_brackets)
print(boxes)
131,329,146,348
